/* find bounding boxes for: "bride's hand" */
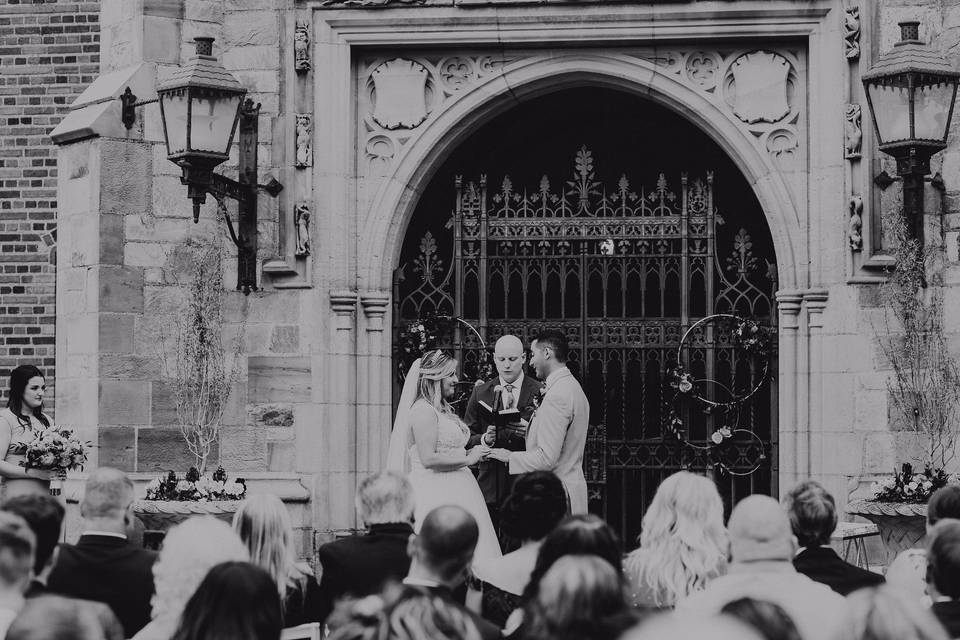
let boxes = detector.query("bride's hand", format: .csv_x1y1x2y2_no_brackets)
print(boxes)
465,447,484,466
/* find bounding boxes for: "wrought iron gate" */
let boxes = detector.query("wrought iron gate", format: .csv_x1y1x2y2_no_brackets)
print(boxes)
394,147,777,545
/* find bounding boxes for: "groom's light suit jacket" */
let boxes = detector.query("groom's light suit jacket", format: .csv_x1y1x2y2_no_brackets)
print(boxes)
508,366,590,514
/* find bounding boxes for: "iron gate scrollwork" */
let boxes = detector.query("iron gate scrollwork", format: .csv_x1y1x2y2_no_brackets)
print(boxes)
394,146,777,544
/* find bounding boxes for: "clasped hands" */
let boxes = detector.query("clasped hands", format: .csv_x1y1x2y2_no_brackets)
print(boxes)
469,426,511,464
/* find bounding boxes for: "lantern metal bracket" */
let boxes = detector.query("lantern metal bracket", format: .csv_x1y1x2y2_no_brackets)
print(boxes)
119,87,158,130
874,170,945,191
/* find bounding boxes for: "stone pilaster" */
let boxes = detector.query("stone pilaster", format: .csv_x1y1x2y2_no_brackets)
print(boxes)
358,291,392,476
775,290,803,493
804,290,829,481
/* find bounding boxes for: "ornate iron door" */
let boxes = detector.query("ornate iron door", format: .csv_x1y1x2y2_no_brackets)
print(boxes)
395,147,777,544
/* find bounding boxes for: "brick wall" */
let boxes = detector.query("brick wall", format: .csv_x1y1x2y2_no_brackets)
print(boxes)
0,0,100,408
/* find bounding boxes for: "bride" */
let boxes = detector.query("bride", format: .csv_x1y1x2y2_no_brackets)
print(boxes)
387,349,503,579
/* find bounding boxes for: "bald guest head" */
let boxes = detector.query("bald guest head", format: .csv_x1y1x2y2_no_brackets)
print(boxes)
494,335,524,384
80,468,135,533
409,506,479,587
728,495,796,564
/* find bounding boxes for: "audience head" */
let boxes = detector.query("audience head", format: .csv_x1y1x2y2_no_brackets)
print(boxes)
232,493,308,601
1,494,64,575
530,330,569,378
626,470,727,607
783,480,837,549
171,562,282,640
0,511,35,593
325,593,386,640
500,471,568,543
151,517,249,627
927,485,960,528
523,514,622,602
80,468,134,533
721,598,802,640
409,506,478,588
727,495,795,563
524,555,631,640
926,518,960,600
356,472,415,526
383,585,481,640
6,365,49,426
625,614,765,640
7,596,123,640
834,586,949,640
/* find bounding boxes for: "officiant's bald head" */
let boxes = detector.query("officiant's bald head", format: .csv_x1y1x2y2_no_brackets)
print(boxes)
494,335,524,384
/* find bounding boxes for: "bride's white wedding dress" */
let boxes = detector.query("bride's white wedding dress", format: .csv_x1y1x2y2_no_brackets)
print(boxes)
406,401,502,580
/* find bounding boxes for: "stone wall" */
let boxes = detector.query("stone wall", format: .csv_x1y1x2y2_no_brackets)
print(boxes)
0,0,100,407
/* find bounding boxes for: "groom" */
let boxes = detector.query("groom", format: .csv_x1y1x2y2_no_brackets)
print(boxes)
488,330,590,514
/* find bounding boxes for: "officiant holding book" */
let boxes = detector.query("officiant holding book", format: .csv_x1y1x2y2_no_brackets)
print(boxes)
464,335,542,535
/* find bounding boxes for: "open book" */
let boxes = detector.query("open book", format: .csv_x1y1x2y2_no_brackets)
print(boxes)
477,401,525,451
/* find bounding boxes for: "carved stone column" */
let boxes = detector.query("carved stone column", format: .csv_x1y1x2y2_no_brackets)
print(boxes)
804,290,829,480
358,291,392,475
776,290,803,492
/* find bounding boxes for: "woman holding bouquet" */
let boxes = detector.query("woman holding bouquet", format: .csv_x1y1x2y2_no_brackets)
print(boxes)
0,365,51,497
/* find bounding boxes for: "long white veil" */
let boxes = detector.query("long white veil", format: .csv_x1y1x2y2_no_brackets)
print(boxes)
386,358,421,473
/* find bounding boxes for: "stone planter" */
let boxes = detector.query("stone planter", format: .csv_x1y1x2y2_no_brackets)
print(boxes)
133,500,244,532
846,500,927,562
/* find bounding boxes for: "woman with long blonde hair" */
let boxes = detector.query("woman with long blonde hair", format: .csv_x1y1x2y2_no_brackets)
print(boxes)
233,493,320,626
623,471,728,609
386,350,502,579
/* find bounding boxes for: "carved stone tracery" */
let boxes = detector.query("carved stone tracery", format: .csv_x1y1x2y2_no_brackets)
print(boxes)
844,6,861,60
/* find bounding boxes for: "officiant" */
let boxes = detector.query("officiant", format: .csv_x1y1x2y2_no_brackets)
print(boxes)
465,335,542,537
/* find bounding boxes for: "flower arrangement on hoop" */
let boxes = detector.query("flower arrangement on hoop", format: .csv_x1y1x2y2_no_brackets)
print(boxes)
663,314,773,476
870,463,952,504
395,314,495,387
144,466,246,502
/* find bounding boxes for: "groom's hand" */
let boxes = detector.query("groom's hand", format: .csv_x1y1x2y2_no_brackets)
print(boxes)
481,425,496,446
486,448,511,463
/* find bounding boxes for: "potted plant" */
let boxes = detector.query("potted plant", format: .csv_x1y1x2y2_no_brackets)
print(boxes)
847,205,960,558
135,237,246,530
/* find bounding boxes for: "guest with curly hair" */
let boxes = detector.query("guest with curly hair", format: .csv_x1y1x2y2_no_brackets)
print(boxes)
7,595,124,640
475,471,567,626
624,471,728,609
170,562,282,640
833,585,949,640
132,517,248,640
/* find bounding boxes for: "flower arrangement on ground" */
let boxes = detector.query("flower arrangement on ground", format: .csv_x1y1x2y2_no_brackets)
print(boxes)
870,463,951,504
144,466,246,502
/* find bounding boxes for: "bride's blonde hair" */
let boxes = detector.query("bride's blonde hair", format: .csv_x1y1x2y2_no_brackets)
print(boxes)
624,471,728,607
416,350,458,414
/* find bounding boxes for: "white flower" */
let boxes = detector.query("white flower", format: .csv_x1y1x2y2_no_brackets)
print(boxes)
223,482,245,497
907,481,919,491
176,480,194,492
710,431,724,445
146,478,161,492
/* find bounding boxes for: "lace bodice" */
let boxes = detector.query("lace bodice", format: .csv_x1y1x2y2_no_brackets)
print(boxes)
409,402,469,470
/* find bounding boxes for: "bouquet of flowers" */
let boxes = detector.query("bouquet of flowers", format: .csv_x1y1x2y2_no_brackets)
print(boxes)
10,425,90,496
145,466,247,502
871,463,952,503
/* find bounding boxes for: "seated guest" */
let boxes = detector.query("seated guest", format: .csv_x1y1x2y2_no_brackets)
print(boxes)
325,594,386,640
887,485,960,603
133,517,248,640
317,472,415,624
785,480,884,595
170,562,282,640
0,512,35,637
403,506,499,640
834,586,948,640
384,586,482,640
233,493,320,625
477,471,567,626
7,595,123,640
720,598,801,640
1,494,64,597
46,467,156,637
927,519,960,638
678,495,845,640
522,555,635,640
505,514,622,637
624,614,764,640
624,471,728,609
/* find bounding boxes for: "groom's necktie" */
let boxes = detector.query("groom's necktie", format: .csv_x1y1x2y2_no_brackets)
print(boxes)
503,384,515,410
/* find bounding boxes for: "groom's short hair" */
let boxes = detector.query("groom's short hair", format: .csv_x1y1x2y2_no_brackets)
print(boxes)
416,506,478,582
357,472,414,526
533,330,569,362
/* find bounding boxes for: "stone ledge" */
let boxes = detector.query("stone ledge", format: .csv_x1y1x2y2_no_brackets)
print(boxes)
63,471,312,504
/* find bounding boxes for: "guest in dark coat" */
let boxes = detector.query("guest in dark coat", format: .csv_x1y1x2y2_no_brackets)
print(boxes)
46,468,157,637
402,505,500,640
785,480,884,596
1,494,64,598
316,472,416,626
928,519,960,638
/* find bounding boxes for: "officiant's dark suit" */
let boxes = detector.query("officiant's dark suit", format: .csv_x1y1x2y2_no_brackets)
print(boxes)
465,374,542,526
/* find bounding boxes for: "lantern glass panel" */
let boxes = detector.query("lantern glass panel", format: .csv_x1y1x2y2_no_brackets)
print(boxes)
868,81,912,143
914,80,956,140
190,89,242,156
160,90,190,156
